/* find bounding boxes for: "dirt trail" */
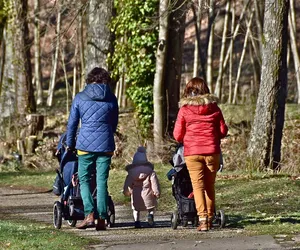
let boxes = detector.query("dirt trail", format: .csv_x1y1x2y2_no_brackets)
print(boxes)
0,187,297,250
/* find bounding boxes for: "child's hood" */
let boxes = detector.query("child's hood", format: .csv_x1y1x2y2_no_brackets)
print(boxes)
127,164,154,181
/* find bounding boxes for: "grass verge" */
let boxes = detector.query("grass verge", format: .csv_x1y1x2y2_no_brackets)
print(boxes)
0,170,54,191
0,219,98,250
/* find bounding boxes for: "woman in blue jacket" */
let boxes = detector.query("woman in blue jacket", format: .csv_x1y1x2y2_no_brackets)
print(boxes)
66,67,118,231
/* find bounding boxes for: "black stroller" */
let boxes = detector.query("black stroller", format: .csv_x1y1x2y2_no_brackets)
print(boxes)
167,145,225,229
52,132,115,229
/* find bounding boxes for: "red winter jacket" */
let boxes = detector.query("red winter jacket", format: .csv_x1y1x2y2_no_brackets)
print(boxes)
173,94,228,156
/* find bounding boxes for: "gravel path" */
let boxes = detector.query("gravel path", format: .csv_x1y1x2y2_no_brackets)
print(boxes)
0,187,298,250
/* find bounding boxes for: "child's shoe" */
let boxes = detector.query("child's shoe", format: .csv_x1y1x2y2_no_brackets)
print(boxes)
134,221,141,228
147,214,154,227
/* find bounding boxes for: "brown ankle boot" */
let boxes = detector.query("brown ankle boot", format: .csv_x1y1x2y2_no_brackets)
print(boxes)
197,218,208,231
76,213,95,229
95,218,106,231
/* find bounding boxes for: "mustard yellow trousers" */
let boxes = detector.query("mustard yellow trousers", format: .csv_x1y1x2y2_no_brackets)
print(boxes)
184,154,220,219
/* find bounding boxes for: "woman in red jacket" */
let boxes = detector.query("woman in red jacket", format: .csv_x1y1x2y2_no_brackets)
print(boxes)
173,77,228,231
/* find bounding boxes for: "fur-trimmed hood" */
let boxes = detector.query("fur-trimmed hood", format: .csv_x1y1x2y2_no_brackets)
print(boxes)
179,94,219,108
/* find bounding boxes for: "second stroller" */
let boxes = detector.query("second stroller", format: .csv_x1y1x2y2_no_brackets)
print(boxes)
167,145,225,229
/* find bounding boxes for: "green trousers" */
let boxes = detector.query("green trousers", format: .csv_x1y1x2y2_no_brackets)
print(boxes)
78,153,111,219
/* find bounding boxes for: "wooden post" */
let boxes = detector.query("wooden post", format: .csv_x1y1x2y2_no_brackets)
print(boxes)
26,135,38,154
17,139,25,162
26,114,44,136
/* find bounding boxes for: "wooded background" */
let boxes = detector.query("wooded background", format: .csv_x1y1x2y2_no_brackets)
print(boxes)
0,0,296,171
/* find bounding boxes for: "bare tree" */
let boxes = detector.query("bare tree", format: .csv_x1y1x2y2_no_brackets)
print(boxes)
15,0,36,113
34,0,43,105
85,0,113,73
153,0,169,148
0,1,7,97
214,0,231,100
73,39,78,99
60,46,70,114
223,0,250,71
164,0,187,136
0,28,5,97
232,10,254,104
253,0,265,48
247,0,289,170
288,0,300,104
192,0,205,78
227,0,235,104
47,0,62,107
78,7,86,90
206,0,215,91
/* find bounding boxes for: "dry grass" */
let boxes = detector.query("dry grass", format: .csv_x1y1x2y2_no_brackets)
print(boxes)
220,104,300,175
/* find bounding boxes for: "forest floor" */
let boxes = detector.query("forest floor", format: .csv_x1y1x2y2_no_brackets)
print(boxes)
1,186,300,250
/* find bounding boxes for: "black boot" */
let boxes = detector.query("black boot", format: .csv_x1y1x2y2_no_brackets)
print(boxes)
95,217,106,231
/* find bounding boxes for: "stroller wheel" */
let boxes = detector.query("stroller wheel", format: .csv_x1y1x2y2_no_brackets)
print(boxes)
192,216,198,227
182,218,188,227
67,220,77,227
171,210,178,230
53,201,63,229
215,210,226,228
107,214,115,228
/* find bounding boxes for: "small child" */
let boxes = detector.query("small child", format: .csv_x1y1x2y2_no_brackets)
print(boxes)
123,146,161,228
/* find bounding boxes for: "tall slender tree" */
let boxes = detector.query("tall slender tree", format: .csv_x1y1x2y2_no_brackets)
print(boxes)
47,0,62,107
206,0,215,92
192,0,205,78
164,0,187,136
247,0,289,170
288,0,300,104
85,0,113,74
153,0,169,148
214,0,231,100
15,0,36,113
34,0,43,105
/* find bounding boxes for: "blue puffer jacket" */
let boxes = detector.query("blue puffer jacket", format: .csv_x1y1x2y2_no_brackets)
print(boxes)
66,83,118,153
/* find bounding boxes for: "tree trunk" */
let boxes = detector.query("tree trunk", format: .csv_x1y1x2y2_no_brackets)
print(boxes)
60,47,70,114
214,0,231,99
73,39,78,99
115,79,121,106
164,0,187,136
0,28,5,97
232,11,254,104
223,0,251,70
288,0,300,104
253,0,264,47
34,0,43,105
78,7,86,90
0,6,16,119
153,0,169,149
227,1,235,104
121,69,127,108
47,0,62,107
249,44,259,98
86,0,113,73
247,0,289,170
16,0,36,113
192,0,205,78
206,0,215,92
